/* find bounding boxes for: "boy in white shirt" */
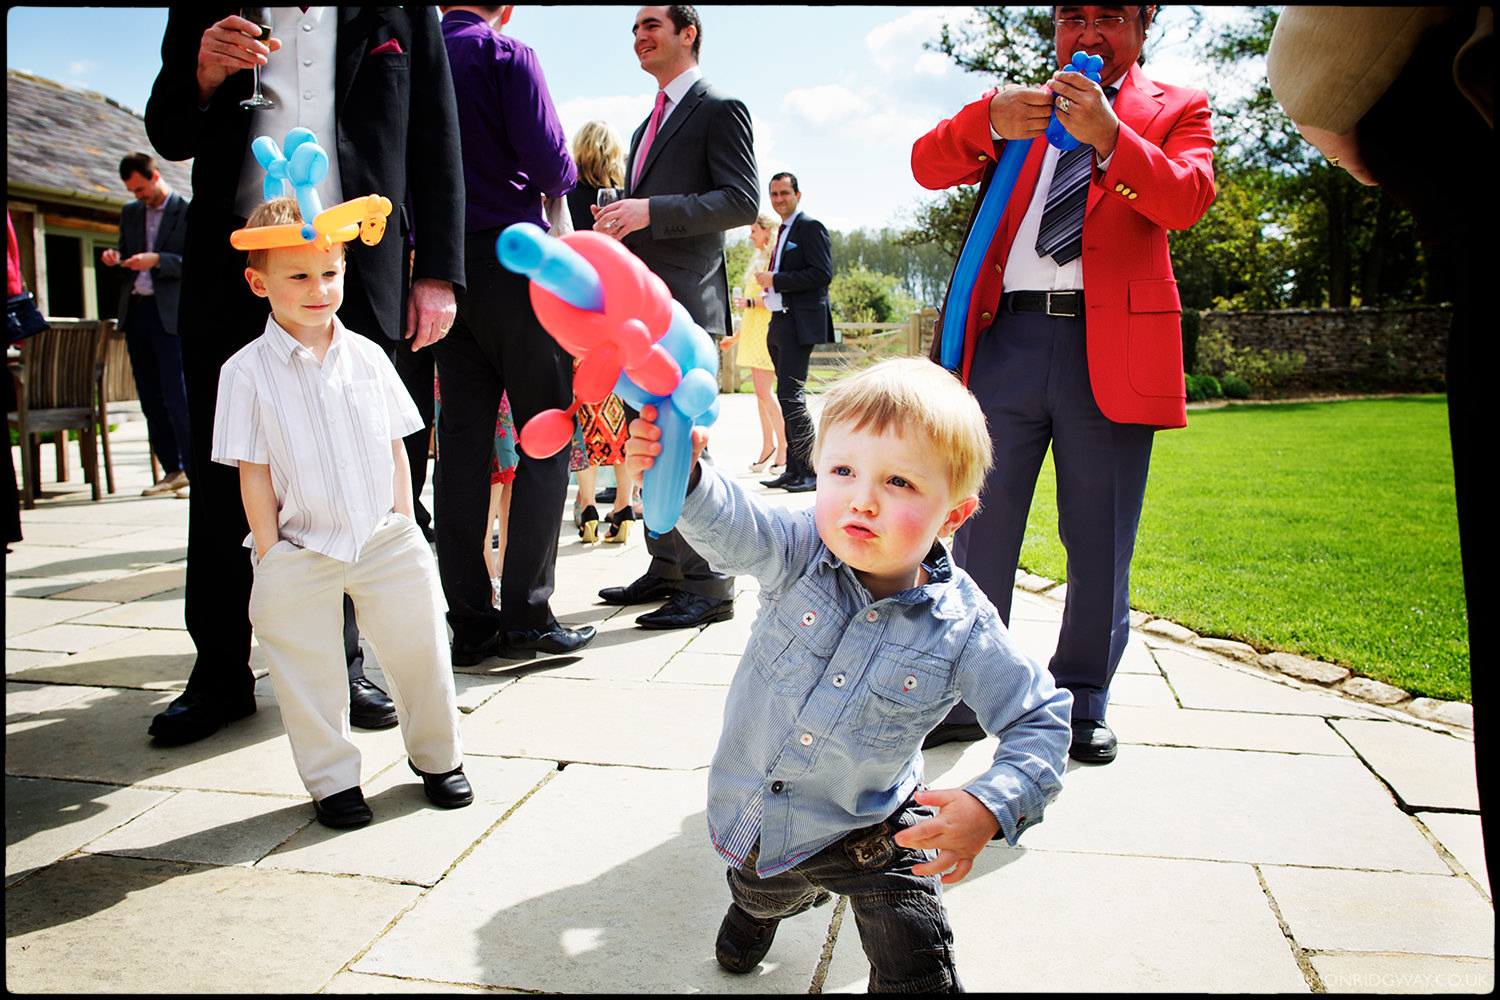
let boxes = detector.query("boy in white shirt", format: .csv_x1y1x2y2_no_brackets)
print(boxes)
212,197,469,828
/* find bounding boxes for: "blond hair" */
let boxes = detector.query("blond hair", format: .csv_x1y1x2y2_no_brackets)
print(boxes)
243,197,344,271
814,357,992,499
571,120,626,190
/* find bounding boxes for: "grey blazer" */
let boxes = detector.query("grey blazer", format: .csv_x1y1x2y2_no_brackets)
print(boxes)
623,77,758,338
115,191,189,335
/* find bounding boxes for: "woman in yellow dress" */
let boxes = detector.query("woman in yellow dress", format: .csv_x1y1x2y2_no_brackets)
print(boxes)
721,209,786,472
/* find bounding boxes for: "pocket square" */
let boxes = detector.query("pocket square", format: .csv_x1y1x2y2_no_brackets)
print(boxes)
370,38,404,55
785,241,799,250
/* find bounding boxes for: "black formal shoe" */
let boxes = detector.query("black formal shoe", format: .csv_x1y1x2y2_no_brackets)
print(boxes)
760,471,796,489
409,759,474,808
1070,719,1118,764
148,691,256,746
715,903,781,974
500,624,597,659
349,678,398,729
636,591,734,630
451,631,502,667
781,476,817,493
314,786,373,828
921,721,987,750
598,573,678,606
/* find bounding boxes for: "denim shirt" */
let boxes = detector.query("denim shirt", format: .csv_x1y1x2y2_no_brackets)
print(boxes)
679,464,1072,877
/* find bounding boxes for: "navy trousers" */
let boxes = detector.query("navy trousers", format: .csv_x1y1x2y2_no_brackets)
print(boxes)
122,295,192,477
767,312,816,481
951,305,1154,721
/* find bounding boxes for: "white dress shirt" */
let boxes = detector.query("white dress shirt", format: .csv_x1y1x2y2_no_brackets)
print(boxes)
763,208,801,313
212,315,423,563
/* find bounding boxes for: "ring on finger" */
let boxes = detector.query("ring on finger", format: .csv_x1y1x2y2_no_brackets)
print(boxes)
1057,96,1071,114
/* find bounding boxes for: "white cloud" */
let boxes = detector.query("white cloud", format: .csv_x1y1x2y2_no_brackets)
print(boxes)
866,7,969,77
782,84,871,129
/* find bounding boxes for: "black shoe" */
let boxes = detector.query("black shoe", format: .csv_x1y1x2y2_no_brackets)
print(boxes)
598,573,678,606
409,759,474,808
500,624,597,659
451,632,501,667
148,691,256,746
781,476,817,493
636,591,734,630
716,903,780,974
760,471,795,489
921,721,987,750
314,786,373,828
349,678,398,729
1070,719,1118,764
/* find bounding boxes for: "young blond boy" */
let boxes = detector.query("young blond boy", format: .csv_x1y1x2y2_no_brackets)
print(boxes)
626,356,1072,991
212,198,469,828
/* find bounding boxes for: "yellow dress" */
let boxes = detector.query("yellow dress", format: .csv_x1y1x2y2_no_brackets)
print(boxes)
736,272,775,371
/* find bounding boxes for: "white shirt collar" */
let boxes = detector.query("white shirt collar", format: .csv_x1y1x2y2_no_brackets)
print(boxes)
660,65,702,111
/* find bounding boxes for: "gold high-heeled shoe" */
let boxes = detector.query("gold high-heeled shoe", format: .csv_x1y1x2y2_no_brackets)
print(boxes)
603,507,634,544
579,505,600,544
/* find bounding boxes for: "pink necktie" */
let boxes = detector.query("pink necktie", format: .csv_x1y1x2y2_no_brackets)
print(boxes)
632,91,668,188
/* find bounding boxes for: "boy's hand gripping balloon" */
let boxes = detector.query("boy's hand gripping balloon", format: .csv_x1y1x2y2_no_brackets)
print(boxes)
497,223,720,536
938,51,1104,370
229,128,393,252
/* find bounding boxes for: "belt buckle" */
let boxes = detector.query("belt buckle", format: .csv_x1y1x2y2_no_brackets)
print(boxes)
1045,291,1074,317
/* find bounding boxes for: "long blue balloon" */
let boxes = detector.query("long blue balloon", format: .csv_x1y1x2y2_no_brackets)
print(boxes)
938,51,1103,371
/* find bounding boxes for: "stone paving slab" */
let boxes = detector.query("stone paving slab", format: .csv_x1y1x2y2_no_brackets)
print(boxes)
354,764,835,994
1417,811,1490,895
8,627,211,689
1105,703,1356,755
1154,646,1390,719
83,788,314,869
4,853,422,994
5,595,116,637
48,564,186,602
1331,718,1480,812
5,774,171,886
70,588,187,630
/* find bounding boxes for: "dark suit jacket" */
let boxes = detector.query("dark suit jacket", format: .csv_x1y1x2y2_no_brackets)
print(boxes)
622,76,758,338
115,191,189,336
769,212,834,346
145,7,464,349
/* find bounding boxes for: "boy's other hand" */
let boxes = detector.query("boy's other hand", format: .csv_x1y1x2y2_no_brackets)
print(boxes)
894,788,1001,885
624,404,709,479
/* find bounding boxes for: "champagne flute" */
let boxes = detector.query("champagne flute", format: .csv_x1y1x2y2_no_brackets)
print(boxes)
239,7,275,109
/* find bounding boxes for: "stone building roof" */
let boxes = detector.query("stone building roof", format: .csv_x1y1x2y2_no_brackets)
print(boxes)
6,69,193,208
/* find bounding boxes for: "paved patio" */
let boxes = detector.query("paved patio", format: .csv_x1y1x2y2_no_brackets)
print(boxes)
6,394,1490,993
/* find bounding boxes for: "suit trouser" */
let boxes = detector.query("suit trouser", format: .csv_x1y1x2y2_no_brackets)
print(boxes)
122,295,192,477
951,307,1154,721
767,312,817,480
248,514,461,799
432,238,572,643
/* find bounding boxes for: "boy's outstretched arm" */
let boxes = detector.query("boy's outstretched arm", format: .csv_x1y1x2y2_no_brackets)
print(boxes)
893,788,1001,885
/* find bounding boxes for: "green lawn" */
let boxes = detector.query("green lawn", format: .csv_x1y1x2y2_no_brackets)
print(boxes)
1017,396,1470,703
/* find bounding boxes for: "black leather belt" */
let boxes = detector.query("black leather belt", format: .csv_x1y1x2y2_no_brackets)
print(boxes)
1005,290,1084,317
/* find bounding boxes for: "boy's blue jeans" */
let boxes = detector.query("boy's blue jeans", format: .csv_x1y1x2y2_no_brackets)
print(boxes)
725,793,963,992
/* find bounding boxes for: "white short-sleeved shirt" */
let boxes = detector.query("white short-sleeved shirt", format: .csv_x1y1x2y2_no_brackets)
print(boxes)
212,315,422,563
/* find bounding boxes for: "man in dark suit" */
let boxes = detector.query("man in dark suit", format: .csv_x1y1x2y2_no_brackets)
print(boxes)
593,4,758,630
143,8,465,745
755,172,834,493
103,152,192,498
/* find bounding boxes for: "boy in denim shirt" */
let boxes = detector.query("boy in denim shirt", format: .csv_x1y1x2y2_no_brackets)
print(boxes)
626,357,1071,991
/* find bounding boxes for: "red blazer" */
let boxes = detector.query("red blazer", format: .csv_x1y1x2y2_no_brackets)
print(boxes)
913,63,1215,429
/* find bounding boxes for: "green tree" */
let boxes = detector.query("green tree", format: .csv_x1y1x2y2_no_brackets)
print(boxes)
830,265,917,324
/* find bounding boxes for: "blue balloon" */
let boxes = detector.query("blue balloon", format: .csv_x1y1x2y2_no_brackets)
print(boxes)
496,223,605,313
1045,51,1104,152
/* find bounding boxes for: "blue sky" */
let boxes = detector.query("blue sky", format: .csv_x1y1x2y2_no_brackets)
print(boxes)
7,5,1239,235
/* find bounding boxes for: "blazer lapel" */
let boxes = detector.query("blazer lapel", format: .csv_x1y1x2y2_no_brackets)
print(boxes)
634,79,708,190
1087,64,1164,216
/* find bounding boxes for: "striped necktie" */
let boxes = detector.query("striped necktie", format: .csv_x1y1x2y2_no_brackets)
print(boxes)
1035,85,1117,266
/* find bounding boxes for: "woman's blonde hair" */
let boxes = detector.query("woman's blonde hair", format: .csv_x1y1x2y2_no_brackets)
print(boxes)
814,357,993,499
747,209,780,273
571,120,626,190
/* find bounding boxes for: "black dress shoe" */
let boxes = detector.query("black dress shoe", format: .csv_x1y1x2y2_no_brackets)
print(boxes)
148,691,256,746
409,759,474,808
349,678,398,729
921,721,987,750
636,591,734,629
1070,719,1118,764
314,786,373,827
500,624,597,659
451,631,502,667
760,471,795,489
598,573,678,606
781,476,817,493
716,903,781,974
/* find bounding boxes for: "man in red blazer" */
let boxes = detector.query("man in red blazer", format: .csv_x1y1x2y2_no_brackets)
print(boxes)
912,5,1214,763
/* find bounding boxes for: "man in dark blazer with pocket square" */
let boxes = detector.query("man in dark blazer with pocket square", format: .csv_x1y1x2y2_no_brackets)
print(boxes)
593,4,759,630
756,171,834,493
143,6,466,746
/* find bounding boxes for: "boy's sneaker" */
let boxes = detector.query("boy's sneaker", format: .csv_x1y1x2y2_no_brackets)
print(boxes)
716,903,780,973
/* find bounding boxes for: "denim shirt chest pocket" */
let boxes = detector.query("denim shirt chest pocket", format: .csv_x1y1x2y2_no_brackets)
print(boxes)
751,576,849,697
851,642,956,749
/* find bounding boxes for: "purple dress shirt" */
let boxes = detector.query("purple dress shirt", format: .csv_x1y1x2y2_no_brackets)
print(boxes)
441,9,576,233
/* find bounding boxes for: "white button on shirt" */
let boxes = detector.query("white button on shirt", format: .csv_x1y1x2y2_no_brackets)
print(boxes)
212,316,423,563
